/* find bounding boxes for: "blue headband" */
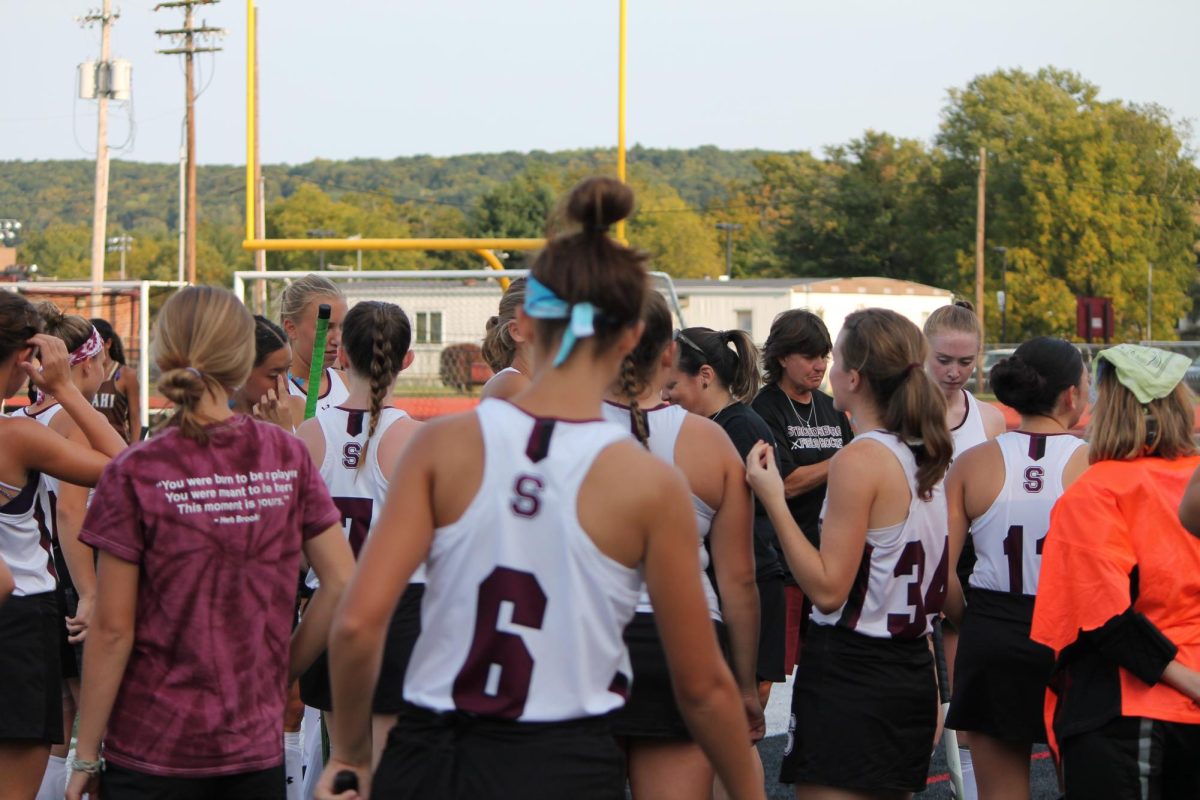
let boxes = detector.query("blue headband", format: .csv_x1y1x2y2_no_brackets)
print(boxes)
523,274,597,368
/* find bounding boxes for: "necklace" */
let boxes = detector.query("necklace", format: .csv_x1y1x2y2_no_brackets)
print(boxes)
785,392,817,430
711,401,738,425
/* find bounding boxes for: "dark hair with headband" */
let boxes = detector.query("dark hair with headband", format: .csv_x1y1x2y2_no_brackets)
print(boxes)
839,308,952,500
989,337,1084,416
527,177,648,364
252,315,289,368
674,326,761,403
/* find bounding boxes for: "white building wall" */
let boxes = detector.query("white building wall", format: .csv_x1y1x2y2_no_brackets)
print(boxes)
792,288,952,346
678,290,792,343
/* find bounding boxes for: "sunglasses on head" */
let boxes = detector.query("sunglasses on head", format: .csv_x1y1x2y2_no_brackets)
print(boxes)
673,329,706,357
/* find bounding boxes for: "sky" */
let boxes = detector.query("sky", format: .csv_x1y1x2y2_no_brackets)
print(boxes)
2,0,1198,166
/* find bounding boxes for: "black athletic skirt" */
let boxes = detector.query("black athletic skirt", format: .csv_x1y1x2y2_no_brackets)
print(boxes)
780,623,936,793
0,591,65,743
300,583,423,714
372,703,625,800
610,612,727,740
757,575,786,683
946,588,1054,743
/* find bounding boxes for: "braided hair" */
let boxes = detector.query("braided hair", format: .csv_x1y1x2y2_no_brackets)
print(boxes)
339,301,412,470
615,292,673,448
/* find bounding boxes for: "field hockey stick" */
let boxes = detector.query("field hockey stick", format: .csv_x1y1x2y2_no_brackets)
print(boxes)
303,303,332,421
933,617,965,798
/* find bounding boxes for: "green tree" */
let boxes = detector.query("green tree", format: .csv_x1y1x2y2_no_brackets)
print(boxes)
937,67,1200,340
628,179,723,278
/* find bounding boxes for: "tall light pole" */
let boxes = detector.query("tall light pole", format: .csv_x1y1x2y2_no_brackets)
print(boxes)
993,246,1008,343
107,234,134,280
715,222,742,279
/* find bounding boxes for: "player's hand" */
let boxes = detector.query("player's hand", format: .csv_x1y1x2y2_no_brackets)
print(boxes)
66,593,94,643
253,373,297,433
20,334,73,396
742,688,766,744
314,757,371,800
66,767,100,800
744,440,784,506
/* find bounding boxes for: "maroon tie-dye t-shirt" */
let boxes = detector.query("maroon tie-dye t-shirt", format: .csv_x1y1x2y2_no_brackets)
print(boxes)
80,415,340,777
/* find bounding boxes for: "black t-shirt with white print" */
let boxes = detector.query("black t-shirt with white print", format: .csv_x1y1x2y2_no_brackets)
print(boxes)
751,383,853,557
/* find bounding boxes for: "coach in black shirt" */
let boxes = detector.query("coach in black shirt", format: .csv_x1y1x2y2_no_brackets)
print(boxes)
751,310,852,670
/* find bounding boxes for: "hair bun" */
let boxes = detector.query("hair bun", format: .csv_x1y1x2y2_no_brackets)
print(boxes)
952,299,975,312
158,367,207,409
989,355,1046,411
35,301,66,327
565,176,634,232
484,314,502,333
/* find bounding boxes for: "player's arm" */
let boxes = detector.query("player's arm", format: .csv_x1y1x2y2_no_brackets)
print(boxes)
291,524,354,681
781,460,830,498
120,365,142,441
69,551,139,798
703,426,762,741
296,416,326,466
640,461,765,799
0,559,13,606
7,417,108,488
979,400,1007,440
22,334,126,458
1178,464,1200,538
319,425,440,797
747,441,871,613
943,454,971,626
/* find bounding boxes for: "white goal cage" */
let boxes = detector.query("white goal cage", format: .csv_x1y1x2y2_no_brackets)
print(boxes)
0,280,189,432
233,269,687,419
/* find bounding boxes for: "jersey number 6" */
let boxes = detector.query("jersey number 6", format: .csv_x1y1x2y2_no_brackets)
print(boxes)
452,566,548,719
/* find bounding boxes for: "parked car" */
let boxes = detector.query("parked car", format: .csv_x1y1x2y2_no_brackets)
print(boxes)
439,343,493,392
1185,356,1200,394
981,348,1016,392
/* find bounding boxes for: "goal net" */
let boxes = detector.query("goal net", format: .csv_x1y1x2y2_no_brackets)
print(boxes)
233,269,687,420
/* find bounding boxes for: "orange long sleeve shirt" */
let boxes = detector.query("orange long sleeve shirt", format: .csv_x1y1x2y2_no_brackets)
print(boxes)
1031,455,1200,726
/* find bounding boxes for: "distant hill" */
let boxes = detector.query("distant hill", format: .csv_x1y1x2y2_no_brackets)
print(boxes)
0,145,782,233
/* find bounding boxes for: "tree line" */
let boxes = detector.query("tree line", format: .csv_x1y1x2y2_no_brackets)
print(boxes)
4,67,1198,341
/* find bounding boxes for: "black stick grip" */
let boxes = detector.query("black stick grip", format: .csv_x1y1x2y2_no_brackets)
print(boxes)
332,770,359,794
318,303,332,320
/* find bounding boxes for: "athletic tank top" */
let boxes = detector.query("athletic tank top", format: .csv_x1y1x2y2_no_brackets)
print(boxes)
951,389,988,457
810,430,949,639
287,368,350,415
93,365,131,442
311,405,424,584
403,399,642,722
968,431,1085,596
601,401,720,620
482,366,522,393
3,406,60,595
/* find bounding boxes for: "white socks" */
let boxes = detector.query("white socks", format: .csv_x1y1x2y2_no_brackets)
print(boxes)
36,754,67,800
958,747,979,800
285,730,303,800
300,706,324,800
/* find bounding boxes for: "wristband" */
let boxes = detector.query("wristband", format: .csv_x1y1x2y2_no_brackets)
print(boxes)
69,757,104,775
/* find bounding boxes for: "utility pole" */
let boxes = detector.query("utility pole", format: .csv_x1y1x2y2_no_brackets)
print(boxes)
715,222,742,279
155,0,224,285
80,2,118,314
974,146,987,393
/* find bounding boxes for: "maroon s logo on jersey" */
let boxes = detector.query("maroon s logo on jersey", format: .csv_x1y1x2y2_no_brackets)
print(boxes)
510,475,544,518
342,442,361,469
1023,466,1044,493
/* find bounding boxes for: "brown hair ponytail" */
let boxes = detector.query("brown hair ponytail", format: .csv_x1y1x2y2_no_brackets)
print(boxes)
614,292,673,447
481,278,526,372
840,308,952,500
340,301,412,469
153,287,256,442
674,326,762,403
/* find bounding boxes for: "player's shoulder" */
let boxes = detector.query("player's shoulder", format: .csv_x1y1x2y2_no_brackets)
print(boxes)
594,437,689,499
975,396,1007,437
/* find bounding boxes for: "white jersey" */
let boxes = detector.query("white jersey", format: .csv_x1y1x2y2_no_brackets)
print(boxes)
404,399,642,722
601,402,720,620
811,430,949,639
311,404,424,583
3,405,63,595
482,366,522,394
951,389,989,457
288,368,350,415
968,431,1085,595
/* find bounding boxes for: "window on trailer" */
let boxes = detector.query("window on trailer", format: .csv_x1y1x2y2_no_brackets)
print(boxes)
416,311,444,344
